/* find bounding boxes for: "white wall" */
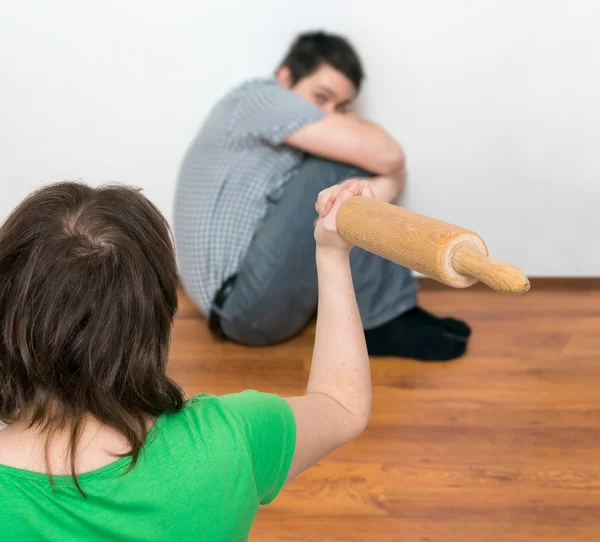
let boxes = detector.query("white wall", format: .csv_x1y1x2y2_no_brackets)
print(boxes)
1,0,598,276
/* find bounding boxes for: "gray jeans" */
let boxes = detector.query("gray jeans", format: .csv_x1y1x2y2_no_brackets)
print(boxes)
217,157,418,346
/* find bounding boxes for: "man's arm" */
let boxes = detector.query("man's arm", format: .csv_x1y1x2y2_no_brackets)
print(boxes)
284,113,405,176
367,163,407,203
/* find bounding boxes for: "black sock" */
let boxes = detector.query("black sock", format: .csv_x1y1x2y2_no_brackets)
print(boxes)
403,306,471,338
365,314,468,361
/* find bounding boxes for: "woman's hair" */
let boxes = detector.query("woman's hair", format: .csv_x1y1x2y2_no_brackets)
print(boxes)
0,182,185,493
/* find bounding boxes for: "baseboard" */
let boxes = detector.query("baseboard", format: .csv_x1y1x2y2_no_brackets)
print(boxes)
417,277,600,291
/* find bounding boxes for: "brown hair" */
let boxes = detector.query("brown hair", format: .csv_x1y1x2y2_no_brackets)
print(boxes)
278,30,364,91
0,182,184,493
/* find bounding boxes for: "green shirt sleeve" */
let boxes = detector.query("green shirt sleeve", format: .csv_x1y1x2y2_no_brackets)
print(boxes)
220,390,297,505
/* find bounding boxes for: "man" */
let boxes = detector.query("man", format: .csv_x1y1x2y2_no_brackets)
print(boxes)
173,30,471,361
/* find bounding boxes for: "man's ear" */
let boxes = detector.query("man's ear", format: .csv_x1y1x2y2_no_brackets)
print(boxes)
275,66,293,88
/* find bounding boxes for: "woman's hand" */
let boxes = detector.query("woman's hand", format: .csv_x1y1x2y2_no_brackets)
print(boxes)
314,179,375,252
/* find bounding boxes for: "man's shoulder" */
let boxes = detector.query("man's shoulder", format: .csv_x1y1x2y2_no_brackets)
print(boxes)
229,77,282,99
208,77,280,116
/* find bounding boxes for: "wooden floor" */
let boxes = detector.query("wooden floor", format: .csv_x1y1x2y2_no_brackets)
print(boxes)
169,280,600,541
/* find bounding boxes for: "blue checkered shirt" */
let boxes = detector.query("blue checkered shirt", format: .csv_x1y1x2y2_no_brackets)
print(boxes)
173,78,325,315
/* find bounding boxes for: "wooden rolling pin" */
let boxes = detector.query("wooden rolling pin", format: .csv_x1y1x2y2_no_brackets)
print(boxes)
336,197,530,294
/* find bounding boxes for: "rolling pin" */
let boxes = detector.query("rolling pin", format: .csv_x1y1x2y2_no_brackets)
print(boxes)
336,197,530,294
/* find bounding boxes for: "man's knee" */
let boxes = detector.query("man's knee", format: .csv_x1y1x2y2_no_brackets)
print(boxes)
298,156,373,190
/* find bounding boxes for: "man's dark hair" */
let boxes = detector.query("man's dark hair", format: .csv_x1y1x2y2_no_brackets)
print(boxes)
279,30,364,91
0,182,184,494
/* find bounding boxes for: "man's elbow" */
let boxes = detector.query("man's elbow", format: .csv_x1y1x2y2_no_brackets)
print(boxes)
375,146,406,175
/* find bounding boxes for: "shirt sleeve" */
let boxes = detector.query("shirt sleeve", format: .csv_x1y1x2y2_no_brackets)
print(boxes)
220,390,297,505
230,79,325,146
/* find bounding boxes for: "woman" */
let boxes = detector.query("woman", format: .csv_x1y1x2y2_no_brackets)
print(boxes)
0,179,374,541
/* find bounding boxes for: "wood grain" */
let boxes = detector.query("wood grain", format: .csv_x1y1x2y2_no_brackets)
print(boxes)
335,197,529,293
168,280,600,541
453,245,530,294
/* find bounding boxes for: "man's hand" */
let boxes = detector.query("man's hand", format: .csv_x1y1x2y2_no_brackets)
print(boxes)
301,111,407,203
338,162,406,205
369,164,407,203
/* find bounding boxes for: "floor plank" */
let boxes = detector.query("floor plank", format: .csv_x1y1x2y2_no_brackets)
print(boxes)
168,281,600,541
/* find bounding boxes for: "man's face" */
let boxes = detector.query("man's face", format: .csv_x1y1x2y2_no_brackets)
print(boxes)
277,63,357,114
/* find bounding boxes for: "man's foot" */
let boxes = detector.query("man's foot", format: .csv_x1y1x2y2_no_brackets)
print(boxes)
403,306,471,338
364,311,468,361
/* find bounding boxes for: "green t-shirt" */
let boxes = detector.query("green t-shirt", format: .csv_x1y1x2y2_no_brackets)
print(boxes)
0,391,296,541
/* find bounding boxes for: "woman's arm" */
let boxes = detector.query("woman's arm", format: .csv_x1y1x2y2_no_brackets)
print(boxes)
284,180,374,482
